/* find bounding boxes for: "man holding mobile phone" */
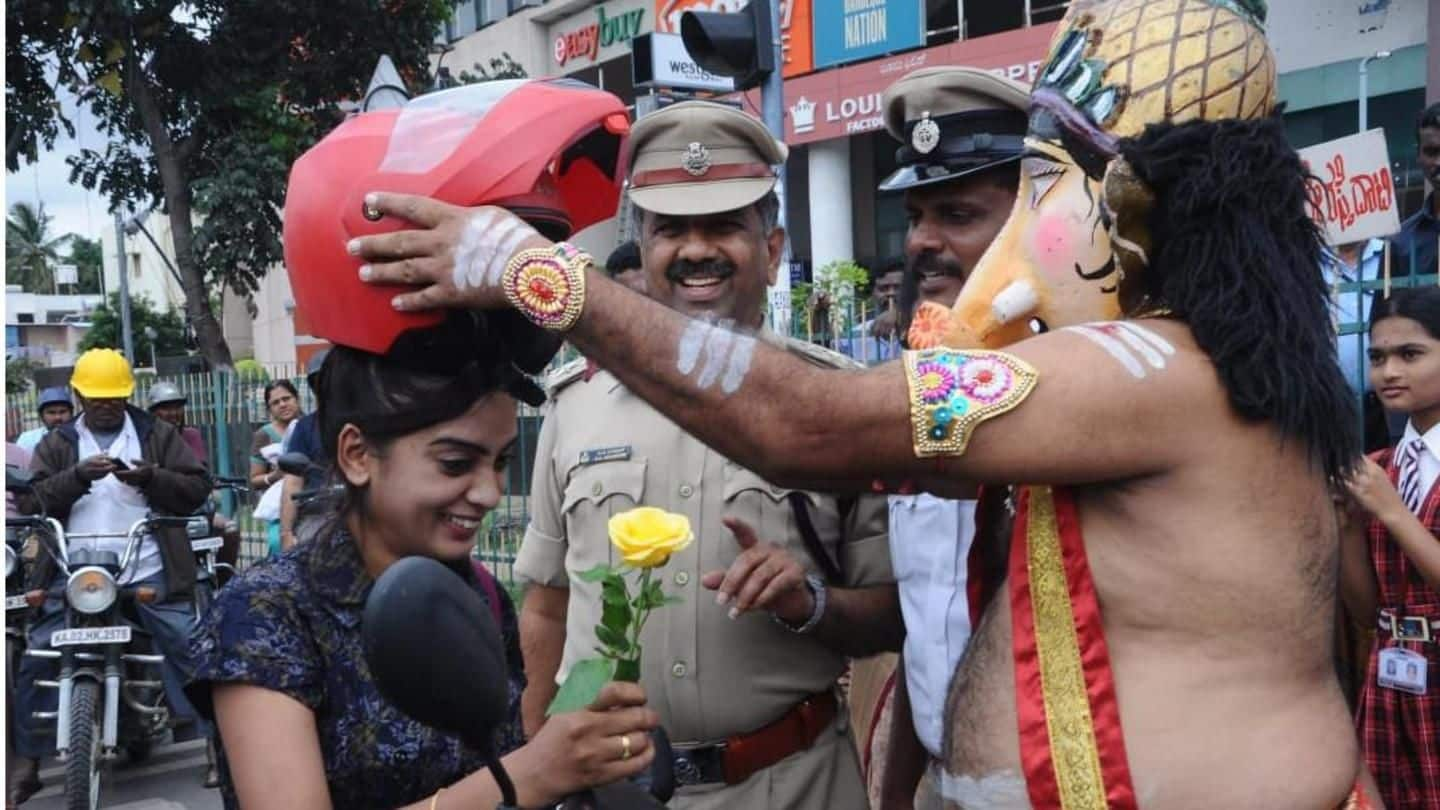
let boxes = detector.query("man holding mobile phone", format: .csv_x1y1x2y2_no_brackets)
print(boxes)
9,348,214,804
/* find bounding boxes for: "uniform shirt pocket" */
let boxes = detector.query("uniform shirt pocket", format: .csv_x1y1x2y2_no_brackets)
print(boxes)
720,463,842,574
561,460,648,572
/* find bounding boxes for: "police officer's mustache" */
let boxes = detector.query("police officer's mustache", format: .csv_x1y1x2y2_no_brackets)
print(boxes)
666,259,736,284
908,253,964,281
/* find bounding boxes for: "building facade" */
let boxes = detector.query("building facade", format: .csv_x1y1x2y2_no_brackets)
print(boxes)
4,287,103,368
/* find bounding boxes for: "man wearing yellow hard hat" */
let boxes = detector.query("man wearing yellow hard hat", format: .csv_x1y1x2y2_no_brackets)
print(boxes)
10,348,214,803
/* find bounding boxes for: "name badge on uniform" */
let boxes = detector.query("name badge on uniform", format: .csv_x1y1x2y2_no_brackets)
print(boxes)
1377,647,1428,695
579,446,632,466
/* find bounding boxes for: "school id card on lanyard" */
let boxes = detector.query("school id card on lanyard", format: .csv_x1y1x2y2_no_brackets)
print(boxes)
1377,646,1429,695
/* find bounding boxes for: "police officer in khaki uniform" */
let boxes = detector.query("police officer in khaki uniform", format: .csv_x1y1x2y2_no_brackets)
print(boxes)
515,101,902,810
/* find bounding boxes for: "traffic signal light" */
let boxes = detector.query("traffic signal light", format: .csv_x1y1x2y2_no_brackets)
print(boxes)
680,0,775,93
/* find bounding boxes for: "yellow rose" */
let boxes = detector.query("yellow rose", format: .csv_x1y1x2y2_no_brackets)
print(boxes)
608,507,694,569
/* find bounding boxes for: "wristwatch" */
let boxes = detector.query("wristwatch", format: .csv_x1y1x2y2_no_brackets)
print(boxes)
774,573,827,634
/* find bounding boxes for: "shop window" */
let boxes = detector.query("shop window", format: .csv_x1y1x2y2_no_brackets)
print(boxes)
599,54,635,105
479,0,507,26
926,0,960,47
450,1,479,39
1030,0,1070,25
961,0,1023,39
872,133,908,264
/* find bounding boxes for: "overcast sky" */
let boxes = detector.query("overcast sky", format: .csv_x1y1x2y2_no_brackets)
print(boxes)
5,80,118,247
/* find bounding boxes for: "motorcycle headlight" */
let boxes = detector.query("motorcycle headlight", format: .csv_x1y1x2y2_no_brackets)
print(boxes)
186,517,210,538
66,567,118,615
4,545,14,578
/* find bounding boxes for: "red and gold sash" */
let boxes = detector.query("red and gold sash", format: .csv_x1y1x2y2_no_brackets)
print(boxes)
1009,486,1137,810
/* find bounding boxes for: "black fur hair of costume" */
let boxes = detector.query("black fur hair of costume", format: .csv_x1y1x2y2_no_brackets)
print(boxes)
1118,113,1359,482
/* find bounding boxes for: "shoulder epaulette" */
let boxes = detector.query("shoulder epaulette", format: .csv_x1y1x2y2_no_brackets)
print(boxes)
543,356,590,396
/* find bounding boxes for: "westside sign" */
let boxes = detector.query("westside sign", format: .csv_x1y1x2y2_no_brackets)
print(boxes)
555,5,648,67
633,33,737,92
1298,129,1401,245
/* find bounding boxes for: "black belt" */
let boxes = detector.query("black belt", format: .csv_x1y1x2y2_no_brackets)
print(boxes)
1378,610,1440,643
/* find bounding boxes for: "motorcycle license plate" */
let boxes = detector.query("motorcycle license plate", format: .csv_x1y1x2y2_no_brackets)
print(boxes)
51,626,131,647
191,537,224,553
6,594,28,611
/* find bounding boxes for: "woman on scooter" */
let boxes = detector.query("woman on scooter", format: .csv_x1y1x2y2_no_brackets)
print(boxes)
186,79,659,808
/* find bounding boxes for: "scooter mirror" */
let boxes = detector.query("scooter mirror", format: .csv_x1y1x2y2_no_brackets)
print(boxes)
361,556,509,753
276,452,314,478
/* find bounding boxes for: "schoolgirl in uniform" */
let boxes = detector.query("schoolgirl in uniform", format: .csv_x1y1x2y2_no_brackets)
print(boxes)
1343,286,1440,809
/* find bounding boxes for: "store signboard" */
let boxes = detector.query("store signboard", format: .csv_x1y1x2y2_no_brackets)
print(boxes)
811,0,924,69
774,22,1055,145
633,32,737,91
552,0,651,70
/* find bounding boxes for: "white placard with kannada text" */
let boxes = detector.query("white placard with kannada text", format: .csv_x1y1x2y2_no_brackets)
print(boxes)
1298,129,1402,245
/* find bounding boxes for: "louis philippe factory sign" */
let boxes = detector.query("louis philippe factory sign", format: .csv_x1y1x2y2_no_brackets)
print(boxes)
777,22,1056,145
554,0,650,68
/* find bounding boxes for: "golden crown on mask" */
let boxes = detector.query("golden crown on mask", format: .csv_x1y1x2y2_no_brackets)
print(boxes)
929,0,1277,350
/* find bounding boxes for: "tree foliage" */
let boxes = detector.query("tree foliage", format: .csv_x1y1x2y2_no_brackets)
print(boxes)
8,0,453,366
63,234,104,295
455,52,528,85
79,292,189,364
6,202,68,293
6,357,42,396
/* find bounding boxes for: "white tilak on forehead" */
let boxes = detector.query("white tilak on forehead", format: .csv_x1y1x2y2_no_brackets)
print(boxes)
1070,321,1176,379
675,318,757,395
452,210,537,291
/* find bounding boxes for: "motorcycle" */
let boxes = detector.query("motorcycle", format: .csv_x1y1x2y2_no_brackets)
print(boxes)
7,496,35,681
8,467,212,810
190,476,249,612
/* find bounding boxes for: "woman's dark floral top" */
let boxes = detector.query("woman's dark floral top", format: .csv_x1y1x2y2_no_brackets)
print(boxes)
186,526,526,810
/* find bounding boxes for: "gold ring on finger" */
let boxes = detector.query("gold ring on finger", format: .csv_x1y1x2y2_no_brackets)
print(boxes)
620,733,632,760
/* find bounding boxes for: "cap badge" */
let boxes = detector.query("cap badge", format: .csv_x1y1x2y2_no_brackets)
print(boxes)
912,112,941,155
681,142,712,177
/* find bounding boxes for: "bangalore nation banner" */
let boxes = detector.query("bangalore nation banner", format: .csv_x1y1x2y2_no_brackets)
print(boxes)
654,0,814,77
1298,129,1402,245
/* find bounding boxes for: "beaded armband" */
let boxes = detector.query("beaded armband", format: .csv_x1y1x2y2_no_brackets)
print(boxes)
501,242,591,332
903,349,1038,458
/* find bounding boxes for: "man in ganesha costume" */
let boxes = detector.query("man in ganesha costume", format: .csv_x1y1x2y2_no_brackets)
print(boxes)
348,1,1378,805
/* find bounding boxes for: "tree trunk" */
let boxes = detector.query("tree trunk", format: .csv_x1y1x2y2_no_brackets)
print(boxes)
123,54,234,370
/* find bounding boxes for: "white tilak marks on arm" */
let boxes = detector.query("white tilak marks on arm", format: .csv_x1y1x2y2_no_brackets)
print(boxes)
696,321,736,389
1071,321,1176,379
675,318,757,395
452,210,538,291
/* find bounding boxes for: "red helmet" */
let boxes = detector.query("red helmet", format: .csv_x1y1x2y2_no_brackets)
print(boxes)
284,78,631,355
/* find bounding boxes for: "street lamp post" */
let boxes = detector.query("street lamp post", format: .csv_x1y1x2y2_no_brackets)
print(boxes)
112,211,135,364
431,42,455,91
143,326,158,371
1358,50,1392,132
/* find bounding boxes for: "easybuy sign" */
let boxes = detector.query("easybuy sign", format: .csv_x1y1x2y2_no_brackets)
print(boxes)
554,3,648,67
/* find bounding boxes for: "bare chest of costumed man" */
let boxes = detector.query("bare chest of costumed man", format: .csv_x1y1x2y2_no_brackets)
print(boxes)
941,438,1357,809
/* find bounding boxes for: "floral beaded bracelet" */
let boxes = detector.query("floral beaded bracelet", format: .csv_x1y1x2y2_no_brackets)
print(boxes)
501,242,592,332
